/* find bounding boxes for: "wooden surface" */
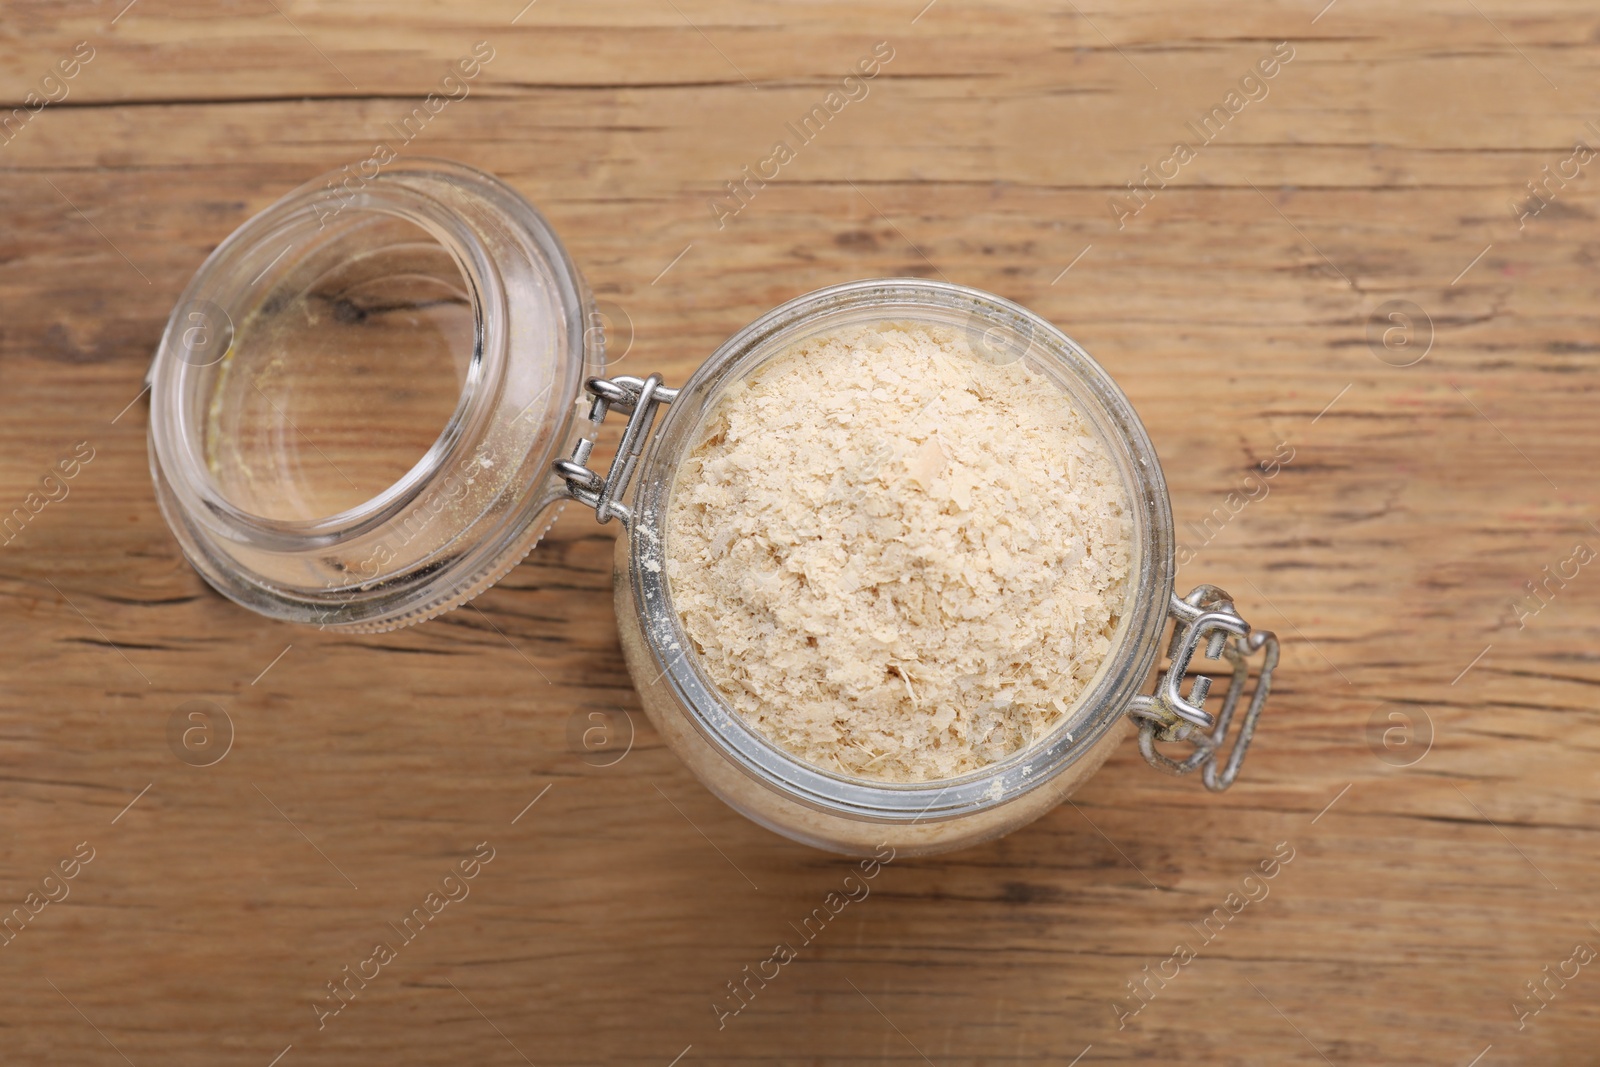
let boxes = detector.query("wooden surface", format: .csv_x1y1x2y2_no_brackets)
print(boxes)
3,1,1599,1063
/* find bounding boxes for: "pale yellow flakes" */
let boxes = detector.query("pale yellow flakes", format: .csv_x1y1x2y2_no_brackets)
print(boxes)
665,321,1132,783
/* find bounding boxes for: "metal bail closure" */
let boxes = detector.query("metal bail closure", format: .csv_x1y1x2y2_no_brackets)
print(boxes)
555,375,679,525
1126,584,1280,791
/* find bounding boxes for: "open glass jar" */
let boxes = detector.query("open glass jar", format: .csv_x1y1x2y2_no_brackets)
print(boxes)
148,160,1278,856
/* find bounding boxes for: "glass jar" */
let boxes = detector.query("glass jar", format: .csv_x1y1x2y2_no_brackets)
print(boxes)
148,160,603,629
148,161,1279,857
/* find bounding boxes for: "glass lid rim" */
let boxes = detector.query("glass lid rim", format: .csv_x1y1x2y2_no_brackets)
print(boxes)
146,159,595,630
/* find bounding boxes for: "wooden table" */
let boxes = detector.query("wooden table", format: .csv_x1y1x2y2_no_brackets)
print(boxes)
3,1,1596,1063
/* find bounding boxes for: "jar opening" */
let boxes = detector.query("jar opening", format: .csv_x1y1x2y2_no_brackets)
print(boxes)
202,208,479,523
661,316,1135,786
626,280,1176,821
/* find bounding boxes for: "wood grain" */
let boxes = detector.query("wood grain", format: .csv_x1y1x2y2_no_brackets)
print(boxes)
3,1,1599,1063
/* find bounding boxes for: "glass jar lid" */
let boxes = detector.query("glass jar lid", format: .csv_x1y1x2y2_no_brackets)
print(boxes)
147,160,602,631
